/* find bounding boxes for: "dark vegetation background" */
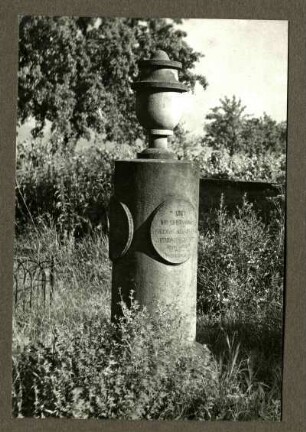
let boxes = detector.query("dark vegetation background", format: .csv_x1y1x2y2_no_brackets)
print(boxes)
13,16,285,421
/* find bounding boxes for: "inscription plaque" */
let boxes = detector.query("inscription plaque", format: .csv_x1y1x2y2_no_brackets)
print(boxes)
109,199,134,260
150,198,197,264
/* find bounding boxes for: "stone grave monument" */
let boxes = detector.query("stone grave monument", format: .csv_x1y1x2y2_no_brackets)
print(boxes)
109,50,199,342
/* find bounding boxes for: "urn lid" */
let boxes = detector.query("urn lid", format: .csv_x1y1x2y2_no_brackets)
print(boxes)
132,50,188,92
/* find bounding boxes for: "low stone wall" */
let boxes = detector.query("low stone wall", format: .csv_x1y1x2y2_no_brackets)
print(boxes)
199,178,285,222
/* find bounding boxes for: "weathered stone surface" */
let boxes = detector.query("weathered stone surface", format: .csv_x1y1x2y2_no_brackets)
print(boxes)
110,159,199,342
150,198,197,264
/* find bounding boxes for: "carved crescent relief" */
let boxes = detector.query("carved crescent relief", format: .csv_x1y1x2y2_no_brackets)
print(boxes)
109,199,134,261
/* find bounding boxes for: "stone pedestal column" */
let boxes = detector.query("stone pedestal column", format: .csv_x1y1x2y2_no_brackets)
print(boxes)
110,159,199,342
109,50,199,343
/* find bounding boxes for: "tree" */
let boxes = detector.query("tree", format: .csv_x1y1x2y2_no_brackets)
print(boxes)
202,96,246,156
240,114,286,156
202,96,287,156
18,17,207,151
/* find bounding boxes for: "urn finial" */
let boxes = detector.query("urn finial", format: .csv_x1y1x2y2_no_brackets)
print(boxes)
132,50,188,159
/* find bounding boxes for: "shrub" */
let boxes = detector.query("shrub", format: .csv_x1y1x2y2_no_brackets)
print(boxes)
193,149,286,183
12,293,281,421
15,138,136,236
197,196,284,326
12,296,219,420
170,130,286,183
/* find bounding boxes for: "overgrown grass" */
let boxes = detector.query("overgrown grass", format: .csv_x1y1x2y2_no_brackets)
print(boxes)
13,223,111,349
12,198,284,421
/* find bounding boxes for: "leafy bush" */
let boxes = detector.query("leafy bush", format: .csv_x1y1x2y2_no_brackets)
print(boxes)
197,149,286,183
170,125,286,183
197,196,284,327
12,292,281,421
15,138,136,236
13,296,220,420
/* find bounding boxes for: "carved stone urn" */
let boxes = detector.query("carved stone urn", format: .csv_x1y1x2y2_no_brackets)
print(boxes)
131,50,188,158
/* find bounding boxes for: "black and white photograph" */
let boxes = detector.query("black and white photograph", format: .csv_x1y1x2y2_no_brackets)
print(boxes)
12,16,287,421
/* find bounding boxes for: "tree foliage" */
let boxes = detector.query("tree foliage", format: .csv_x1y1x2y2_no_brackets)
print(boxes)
18,17,207,150
203,96,246,156
202,96,286,156
240,115,286,155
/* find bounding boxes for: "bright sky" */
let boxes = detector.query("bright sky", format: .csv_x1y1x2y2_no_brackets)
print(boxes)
178,19,288,135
